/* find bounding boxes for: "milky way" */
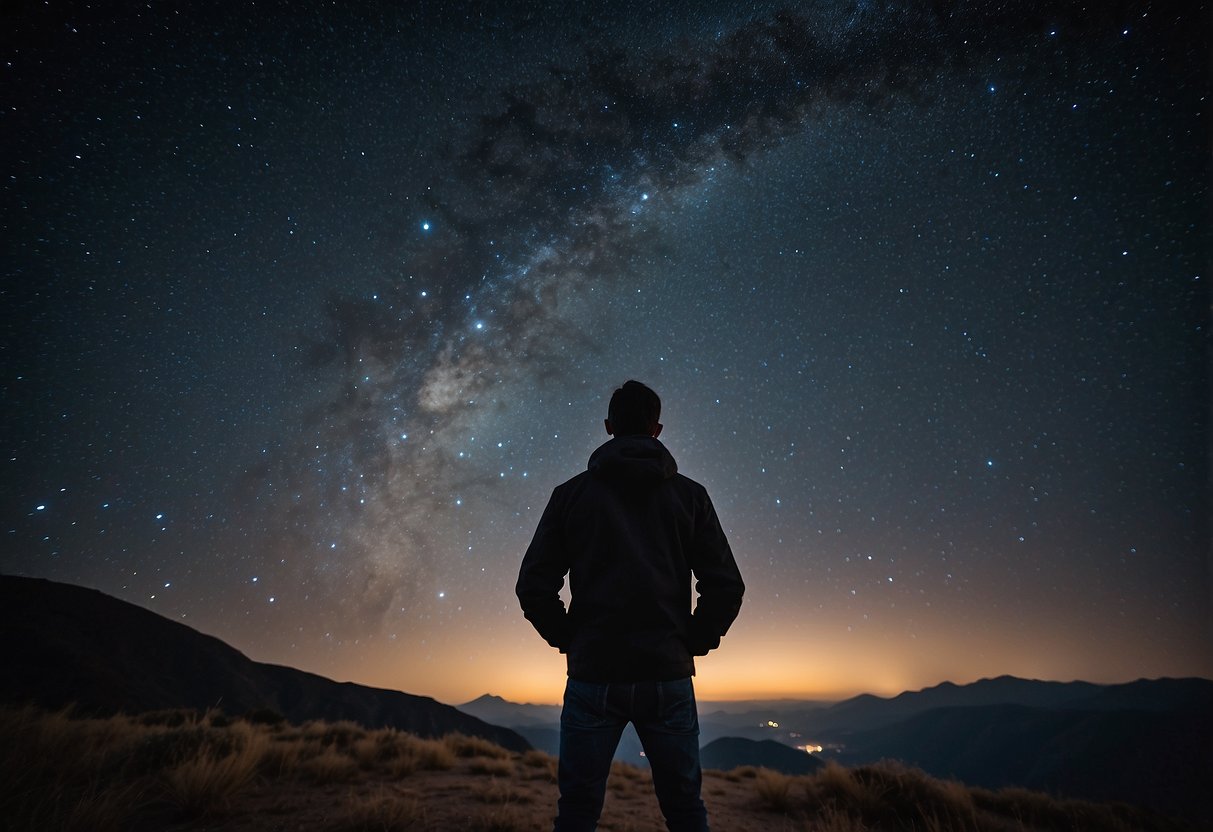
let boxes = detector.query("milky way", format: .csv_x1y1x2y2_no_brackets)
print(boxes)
3,1,1209,701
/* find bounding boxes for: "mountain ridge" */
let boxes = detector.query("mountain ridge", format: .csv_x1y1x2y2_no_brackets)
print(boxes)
0,575,529,752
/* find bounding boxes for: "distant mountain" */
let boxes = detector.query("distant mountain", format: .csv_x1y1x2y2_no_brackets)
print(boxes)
698,697,836,715
797,675,1105,734
458,693,561,727
0,576,529,752
760,675,1213,740
456,693,656,765
700,737,824,775
1072,676,1213,713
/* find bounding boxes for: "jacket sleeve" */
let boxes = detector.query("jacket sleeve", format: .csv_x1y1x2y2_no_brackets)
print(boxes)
686,489,744,656
515,488,572,652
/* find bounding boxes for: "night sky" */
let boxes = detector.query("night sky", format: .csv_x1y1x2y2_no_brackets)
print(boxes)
3,1,1209,705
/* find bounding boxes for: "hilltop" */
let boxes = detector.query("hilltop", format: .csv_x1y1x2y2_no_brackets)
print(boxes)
0,575,527,752
2,706,1192,832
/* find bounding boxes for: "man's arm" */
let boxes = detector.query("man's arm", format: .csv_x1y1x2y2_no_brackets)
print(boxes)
515,489,572,651
687,490,745,656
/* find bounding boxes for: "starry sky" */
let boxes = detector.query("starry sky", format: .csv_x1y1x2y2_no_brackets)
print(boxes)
3,1,1210,705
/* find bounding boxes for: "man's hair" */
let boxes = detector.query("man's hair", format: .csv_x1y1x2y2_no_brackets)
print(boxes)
608,380,661,436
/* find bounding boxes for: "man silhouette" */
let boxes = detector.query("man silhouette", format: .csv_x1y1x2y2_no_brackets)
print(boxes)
517,380,745,832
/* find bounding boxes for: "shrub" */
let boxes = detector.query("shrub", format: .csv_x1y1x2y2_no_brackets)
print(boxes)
970,785,1169,832
754,768,798,813
299,748,360,783
521,750,557,782
805,760,863,809
521,749,554,768
444,733,512,760
161,732,268,815
843,761,978,830
352,736,384,770
469,758,516,777
258,735,303,777
405,737,456,771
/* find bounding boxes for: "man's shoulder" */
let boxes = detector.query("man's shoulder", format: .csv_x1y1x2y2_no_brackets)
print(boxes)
670,471,709,495
548,470,592,497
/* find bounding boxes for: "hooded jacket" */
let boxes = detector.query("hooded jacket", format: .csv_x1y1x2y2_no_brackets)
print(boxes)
516,436,744,682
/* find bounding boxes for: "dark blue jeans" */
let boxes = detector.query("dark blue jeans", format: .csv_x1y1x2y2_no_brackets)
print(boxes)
555,677,709,832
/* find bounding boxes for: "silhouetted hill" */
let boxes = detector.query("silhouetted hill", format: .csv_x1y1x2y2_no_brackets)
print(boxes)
836,702,1212,825
458,693,561,727
805,676,1105,734
0,576,529,752
1073,676,1213,713
701,737,824,775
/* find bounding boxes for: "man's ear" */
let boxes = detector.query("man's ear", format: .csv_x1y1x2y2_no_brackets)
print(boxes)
604,419,614,436
652,423,663,438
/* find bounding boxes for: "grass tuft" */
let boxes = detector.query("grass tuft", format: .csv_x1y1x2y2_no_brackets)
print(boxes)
331,789,426,831
469,757,517,777
161,731,268,815
753,768,798,813
444,733,513,759
299,748,360,783
468,804,533,831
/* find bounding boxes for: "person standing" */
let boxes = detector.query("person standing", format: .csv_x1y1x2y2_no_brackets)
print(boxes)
517,380,744,832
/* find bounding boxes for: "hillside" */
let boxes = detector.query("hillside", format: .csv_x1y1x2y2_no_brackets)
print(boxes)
835,702,1212,825
1,706,1190,832
0,575,528,751
465,676,1213,823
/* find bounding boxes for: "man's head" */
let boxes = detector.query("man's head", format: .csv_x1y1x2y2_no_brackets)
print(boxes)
606,380,662,438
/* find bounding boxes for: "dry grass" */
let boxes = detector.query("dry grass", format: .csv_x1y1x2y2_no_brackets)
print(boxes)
753,768,797,813
467,804,533,831
330,788,426,831
445,732,513,759
520,749,558,782
475,777,531,805
468,757,517,777
161,728,270,814
299,747,361,783
0,705,1191,832
610,759,647,780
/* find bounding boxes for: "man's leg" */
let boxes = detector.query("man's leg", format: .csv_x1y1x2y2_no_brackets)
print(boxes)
633,677,709,832
555,678,626,832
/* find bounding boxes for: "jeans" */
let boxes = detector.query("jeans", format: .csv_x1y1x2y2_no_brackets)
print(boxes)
555,677,708,832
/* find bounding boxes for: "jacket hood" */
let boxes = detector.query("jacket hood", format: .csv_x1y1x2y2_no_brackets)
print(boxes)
587,436,678,483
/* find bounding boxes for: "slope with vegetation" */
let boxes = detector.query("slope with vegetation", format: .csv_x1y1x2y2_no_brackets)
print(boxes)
2,705,1192,832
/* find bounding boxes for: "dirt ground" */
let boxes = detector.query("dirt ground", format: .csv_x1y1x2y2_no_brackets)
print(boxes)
154,758,806,832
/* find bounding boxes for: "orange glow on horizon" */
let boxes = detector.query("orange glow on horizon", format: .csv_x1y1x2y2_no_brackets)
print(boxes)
222,587,1213,708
